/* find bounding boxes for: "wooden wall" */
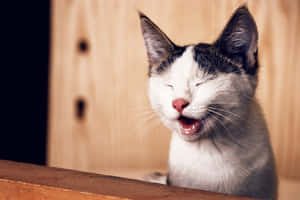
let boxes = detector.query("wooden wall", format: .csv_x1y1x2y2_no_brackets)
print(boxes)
48,0,300,179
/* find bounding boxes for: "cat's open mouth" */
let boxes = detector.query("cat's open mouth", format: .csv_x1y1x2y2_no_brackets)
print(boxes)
178,116,202,135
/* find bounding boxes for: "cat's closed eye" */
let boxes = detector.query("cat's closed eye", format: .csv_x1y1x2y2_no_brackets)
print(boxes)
195,76,216,87
195,82,203,87
166,84,174,89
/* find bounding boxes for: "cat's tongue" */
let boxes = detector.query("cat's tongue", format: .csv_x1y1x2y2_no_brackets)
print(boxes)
178,116,201,135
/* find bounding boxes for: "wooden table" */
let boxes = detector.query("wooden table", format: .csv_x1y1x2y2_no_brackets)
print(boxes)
0,160,257,200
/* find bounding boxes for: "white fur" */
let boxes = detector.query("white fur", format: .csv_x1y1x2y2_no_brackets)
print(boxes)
169,133,239,192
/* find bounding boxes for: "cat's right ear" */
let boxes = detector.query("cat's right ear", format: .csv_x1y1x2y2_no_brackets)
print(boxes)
139,12,176,66
214,6,258,73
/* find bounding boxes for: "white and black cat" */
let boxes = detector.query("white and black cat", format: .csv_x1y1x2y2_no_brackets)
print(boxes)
139,5,277,200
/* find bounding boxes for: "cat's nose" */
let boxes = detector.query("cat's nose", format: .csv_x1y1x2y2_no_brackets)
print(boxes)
172,98,189,113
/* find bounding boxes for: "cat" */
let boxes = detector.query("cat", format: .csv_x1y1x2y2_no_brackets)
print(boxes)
139,5,278,200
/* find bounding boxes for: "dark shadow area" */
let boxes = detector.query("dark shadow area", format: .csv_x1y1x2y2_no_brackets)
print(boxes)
1,1,50,165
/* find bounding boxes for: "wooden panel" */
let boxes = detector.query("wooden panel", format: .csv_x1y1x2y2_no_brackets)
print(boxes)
48,0,300,179
0,160,255,200
278,178,300,200
0,181,120,200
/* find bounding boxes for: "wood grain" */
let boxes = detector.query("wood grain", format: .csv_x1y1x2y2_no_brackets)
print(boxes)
0,160,256,200
48,0,300,179
0,180,121,200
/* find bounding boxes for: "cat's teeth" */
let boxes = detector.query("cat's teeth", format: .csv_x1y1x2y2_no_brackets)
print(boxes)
179,119,201,135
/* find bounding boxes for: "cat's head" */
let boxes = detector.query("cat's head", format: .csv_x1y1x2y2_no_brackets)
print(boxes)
139,6,259,141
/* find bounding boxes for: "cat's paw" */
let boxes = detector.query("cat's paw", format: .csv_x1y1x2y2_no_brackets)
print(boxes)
143,172,167,184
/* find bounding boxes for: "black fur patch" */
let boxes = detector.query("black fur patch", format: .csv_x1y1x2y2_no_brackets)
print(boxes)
150,46,186,76
193,44,242,75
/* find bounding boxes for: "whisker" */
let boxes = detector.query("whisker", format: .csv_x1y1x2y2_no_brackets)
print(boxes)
130,107,163,132
206,118,223,154
134,111,157,119
208,112,243,148
129,105,155,113
142,113,157,122
216,90,253,100
208,106,242,120
136,114,162,131
206,108,236,124
210,102,240,106
186,107,236,124
143,117,163,130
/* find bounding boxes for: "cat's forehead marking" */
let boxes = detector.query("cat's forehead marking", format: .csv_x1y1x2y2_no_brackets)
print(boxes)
153,43,244,79
169,46,202,79
193,44,243,75
154,46,186,75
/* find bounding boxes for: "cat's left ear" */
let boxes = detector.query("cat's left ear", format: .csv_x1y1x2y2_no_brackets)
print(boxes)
215,6,258,72
139,12,176,67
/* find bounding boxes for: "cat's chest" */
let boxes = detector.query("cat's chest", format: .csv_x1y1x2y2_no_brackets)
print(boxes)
168,134,238,192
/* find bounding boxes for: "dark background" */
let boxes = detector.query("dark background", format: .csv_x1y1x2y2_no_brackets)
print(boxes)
1,1,50,165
